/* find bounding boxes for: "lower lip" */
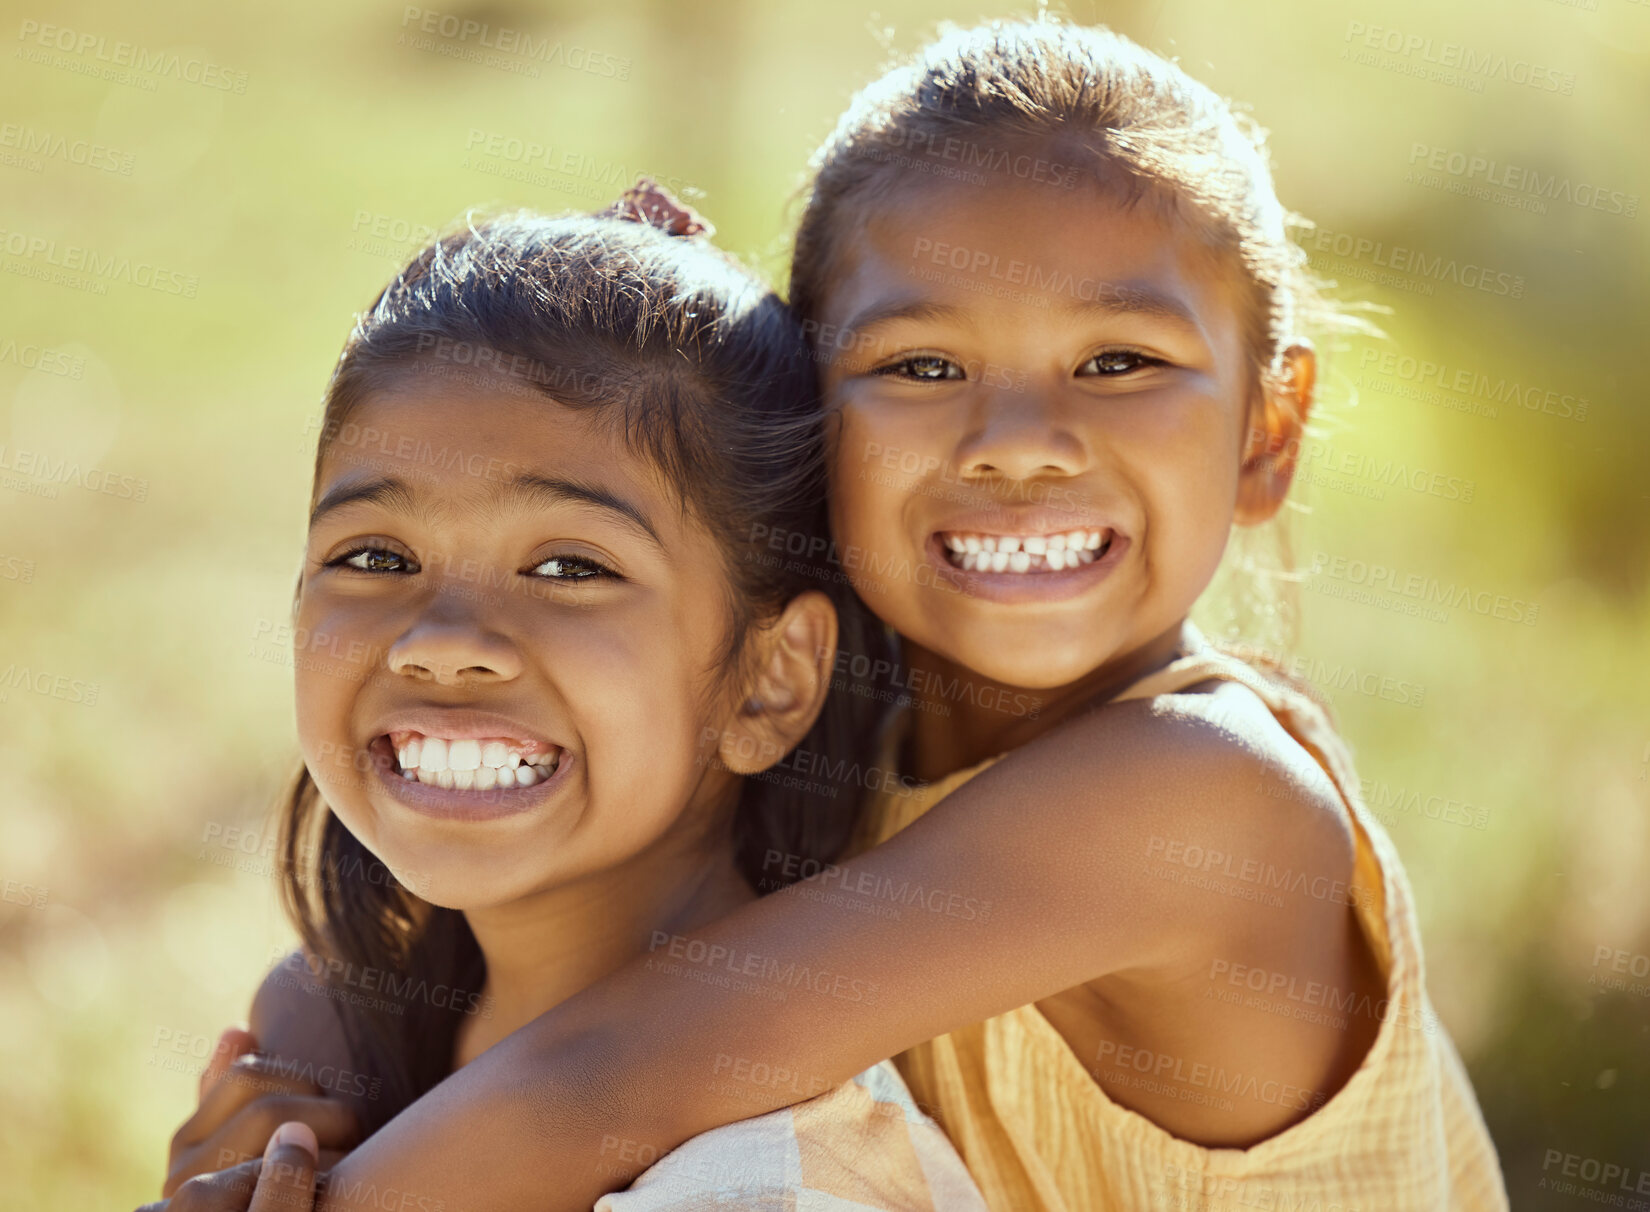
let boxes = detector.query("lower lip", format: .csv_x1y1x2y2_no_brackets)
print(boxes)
367,735,573,821
924,532,1131,604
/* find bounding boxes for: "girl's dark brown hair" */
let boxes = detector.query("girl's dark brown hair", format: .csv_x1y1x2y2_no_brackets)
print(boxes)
275,209,892,1132
788,17,1375,679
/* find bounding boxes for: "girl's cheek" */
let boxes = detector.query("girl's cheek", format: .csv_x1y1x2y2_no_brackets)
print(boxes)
829,404,898,510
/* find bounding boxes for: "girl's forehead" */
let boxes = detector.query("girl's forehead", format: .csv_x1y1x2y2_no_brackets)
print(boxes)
310,377,675,524
822,177,1247,345
883,176,1215,280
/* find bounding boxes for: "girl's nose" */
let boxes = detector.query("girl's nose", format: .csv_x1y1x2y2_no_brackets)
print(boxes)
955,390,1090,482
385,600,525,685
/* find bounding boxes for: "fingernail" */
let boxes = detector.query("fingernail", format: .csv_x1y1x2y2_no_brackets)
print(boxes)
266,1121,319,1161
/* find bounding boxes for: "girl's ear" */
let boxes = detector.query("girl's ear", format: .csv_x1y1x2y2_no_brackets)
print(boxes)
717,591,838,776
1235,341,1316,526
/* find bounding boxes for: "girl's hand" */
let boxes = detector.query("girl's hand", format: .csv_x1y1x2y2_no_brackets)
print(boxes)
139,1121,322,1212
163,1028,360,1196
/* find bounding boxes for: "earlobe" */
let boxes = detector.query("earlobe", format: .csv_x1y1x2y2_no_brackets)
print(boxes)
716,592,838,776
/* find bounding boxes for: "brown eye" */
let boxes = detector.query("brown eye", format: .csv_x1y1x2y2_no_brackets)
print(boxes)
1081,350,1159,376
530,554,614,581
877,355,965,381
331,546,416,573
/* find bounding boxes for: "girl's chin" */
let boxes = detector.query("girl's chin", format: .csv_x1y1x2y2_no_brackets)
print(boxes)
919,639,1111,693
380,868,539,913
318,823,551,911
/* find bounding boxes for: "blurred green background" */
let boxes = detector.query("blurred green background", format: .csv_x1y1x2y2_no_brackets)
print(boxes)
1,0,1646,1206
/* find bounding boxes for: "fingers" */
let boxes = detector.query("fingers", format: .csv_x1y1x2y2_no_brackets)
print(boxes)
250,1122,318,1212
165,1095,359,1196
144,1124,321,1212
199,1027,261,1101
146,1159,263,1211
178,1052,324,1151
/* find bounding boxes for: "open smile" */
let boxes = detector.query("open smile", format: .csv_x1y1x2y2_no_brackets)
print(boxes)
925,525,1130,604
365,729,573,821
938,526,1114,574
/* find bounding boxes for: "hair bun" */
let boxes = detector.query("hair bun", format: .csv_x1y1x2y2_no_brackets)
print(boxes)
597,176,715,238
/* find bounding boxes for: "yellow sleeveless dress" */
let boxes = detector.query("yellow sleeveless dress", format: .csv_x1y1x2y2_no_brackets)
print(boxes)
845,621,1509,1211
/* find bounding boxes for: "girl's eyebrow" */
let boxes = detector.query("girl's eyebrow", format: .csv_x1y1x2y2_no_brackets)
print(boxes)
308,472,665,552
1066,287,1202,334
837,298,967,342
309,474,423,531
839,285,1202,343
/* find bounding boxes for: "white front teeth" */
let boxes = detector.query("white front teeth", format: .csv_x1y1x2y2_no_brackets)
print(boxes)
940,528,1111,574
389,731,560,790
480,741,520,769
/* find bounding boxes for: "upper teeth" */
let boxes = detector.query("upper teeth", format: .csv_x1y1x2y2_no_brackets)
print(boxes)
386,731,560,791
940,529,1110,573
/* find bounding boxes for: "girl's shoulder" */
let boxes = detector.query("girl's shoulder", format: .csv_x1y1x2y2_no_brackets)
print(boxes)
986,662,1361,951
1123,670,1349,843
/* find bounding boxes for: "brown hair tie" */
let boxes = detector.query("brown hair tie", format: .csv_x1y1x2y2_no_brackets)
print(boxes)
596,176,715,237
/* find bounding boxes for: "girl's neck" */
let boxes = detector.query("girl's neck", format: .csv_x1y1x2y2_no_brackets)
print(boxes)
902,617,1197,781
453,817,753,1067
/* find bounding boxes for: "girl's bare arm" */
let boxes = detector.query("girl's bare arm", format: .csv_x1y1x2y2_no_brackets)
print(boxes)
313,693,1355,1212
